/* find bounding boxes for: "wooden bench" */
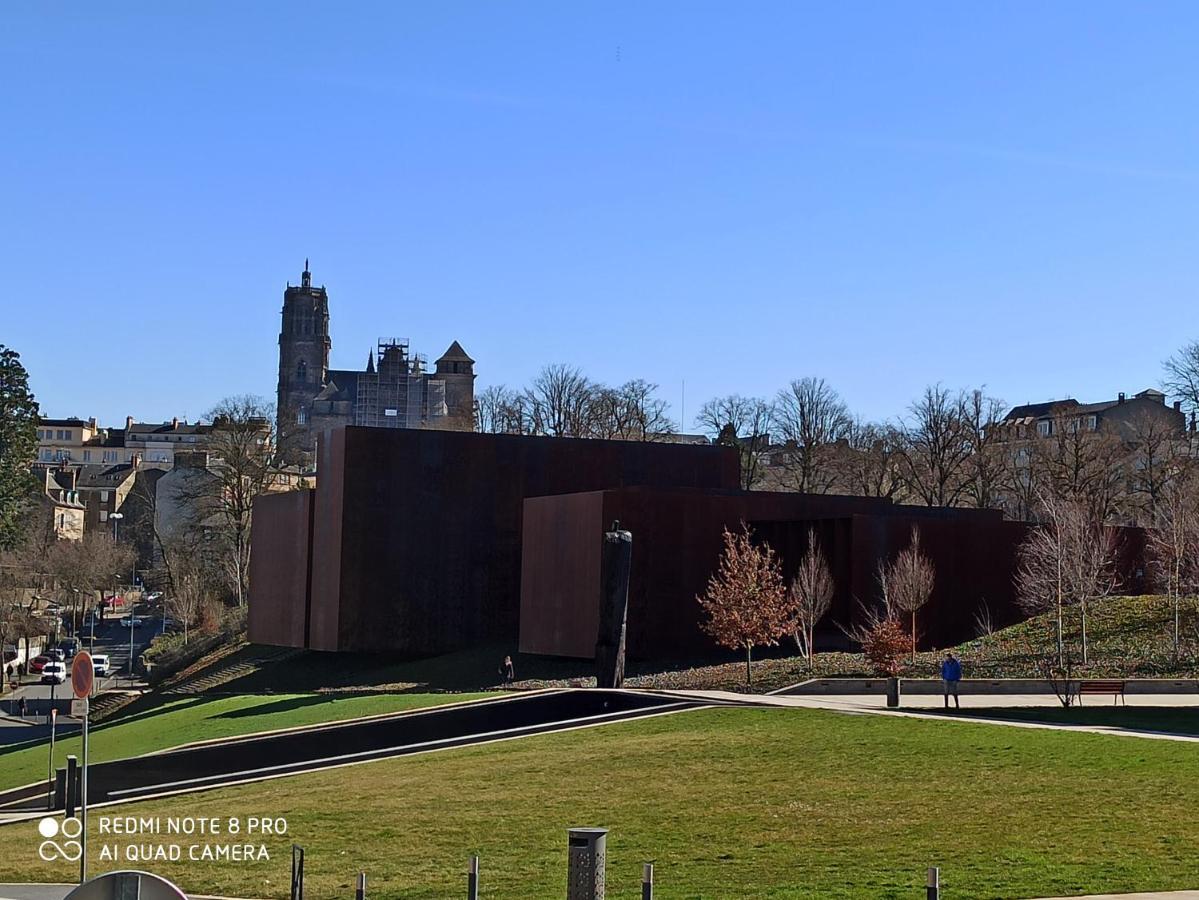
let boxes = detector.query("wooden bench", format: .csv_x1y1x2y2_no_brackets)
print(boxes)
1075,680,1127,705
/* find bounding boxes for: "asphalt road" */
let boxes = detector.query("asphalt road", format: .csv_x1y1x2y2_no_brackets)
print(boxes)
2,609,161,719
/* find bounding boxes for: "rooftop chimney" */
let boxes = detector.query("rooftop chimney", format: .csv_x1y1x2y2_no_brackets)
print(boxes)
125,416,133,430
1174,401,1182,412
1118,392,1126,404
171,416,179,429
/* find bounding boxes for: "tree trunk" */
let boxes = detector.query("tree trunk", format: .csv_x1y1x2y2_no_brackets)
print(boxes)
1080,598,1089,666
745,645,752,687
808,624,816,672
910,611,917,665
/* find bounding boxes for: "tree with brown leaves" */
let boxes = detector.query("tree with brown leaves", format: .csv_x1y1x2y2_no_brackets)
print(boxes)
697,524,793,686
789,529,835,669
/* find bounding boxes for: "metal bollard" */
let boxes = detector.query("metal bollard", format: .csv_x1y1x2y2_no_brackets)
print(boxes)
291,844,304,900
65,755,78,818
642,862,653,900
468,855,479,900
926,866,940,900
355,872,366,900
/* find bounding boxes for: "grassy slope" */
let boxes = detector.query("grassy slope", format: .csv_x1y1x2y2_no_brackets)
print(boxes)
0,692,485,791
222,594,1199,696
3,706,1199,899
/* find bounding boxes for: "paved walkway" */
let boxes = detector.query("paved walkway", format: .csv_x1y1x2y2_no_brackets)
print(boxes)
661,689,1199,743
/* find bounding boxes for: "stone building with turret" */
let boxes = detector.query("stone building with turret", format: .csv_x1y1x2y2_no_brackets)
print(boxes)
276,262,475,462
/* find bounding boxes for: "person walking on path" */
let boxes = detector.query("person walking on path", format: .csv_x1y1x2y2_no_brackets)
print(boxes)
17,695,27,719
941,651,962,709
498,655,515,686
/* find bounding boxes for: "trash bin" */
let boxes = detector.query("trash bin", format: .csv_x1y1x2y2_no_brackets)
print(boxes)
566,828,607,900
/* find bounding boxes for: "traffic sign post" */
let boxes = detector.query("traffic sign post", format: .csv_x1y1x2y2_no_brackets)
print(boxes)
71,652,92,883
47,708,57,810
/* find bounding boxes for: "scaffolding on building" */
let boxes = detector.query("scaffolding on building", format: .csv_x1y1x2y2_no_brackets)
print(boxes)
354,338,430,429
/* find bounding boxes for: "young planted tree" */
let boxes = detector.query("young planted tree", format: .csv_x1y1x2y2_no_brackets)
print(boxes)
880,526,936,663
1147,471,1199,661
1016,489,1116,666
789,529,835,669
697,524,793,686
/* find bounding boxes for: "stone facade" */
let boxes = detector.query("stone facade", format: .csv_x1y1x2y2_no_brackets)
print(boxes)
276,263,475,463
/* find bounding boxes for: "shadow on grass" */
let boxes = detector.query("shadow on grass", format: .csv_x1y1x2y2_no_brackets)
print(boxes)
925,706,1199,736
212,694,335,719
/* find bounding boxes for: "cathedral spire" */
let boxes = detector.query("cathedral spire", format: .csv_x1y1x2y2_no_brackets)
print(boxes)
366,348,375,374
301,259,311,288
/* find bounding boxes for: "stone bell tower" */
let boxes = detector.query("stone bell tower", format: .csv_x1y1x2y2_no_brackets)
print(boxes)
276,260,330,455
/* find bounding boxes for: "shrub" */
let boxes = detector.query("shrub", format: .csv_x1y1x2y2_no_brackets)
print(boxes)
862,618,908,677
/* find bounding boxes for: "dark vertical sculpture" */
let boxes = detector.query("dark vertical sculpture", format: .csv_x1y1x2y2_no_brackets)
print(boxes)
595,521,632,688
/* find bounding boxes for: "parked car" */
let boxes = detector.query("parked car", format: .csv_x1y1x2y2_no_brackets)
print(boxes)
28,655,49,674
46,648,65,662
145,591,163,602
58,639,79,658
41,662,67,685
91,654,110,677
119,615,146,628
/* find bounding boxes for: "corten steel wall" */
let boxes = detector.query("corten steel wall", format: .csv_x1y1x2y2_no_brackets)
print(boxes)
246,488,314,649
304,427,738,653
518,487,1043,658
517,487,963,658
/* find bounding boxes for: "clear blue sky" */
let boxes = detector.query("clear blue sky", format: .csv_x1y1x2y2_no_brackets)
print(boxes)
4,3,1198,429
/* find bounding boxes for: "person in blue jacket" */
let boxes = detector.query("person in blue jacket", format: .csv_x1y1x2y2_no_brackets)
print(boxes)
941,651,962,709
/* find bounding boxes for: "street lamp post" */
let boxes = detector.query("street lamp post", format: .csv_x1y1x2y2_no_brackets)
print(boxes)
109,511,123,542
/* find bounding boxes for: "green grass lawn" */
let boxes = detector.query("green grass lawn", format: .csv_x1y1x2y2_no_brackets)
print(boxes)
3,705,1198,898
0,691,486,791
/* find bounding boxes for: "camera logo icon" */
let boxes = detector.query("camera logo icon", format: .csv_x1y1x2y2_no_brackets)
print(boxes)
37,816,82,862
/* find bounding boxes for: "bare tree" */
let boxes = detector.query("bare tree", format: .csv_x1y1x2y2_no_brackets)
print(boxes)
1126,410,1185,524
697,524,793,686
960,389,1007,510
880,526,936,663
47,534,136,634
1037,409,1126,525
589,379,674,441
695,395,772,490
835,420,904,499
1016,489,1116,665
789,529,835,669
1147,470,1199,660
475,385,524,434
770,378,852,493
1164,341,1199,421
178,396,284,606
899,385,971,507
520,364,597,437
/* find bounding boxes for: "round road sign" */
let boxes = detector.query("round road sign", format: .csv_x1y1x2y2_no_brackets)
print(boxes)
71,651,94,699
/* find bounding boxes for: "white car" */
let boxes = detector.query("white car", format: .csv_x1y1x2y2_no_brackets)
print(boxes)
41,662,67,685
92,654,110,677
119,615,146,628
145,592,163,602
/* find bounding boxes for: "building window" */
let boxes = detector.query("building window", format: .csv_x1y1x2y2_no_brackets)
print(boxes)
297,360,308,382
100,491,110,502
100,511,108,523
297,408,308,426
1037,420,1051,437
1087,415,1098,431
83,450,91,461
